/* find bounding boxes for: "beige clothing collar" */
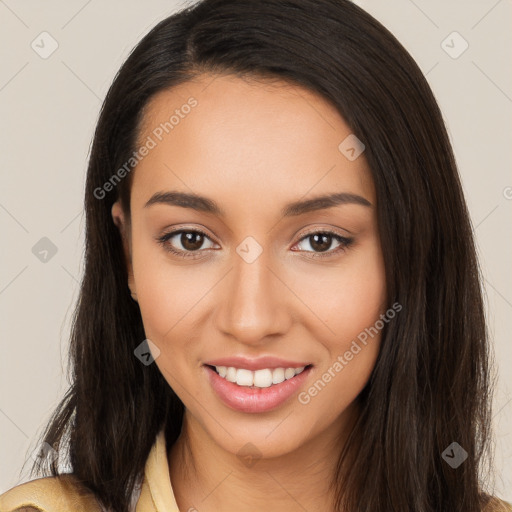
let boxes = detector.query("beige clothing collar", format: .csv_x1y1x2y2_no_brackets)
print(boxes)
136,429,180,512
0,429,180,512
1,428,512,511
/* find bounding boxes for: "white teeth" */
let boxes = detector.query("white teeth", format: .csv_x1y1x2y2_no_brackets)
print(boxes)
272,367,285,384
284,367,296,379
253,369,273,388
236,369,254,387
226,367,237,383
213,365,307,388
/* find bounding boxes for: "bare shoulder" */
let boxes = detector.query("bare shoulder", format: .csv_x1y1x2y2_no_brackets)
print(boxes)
0,474,102,512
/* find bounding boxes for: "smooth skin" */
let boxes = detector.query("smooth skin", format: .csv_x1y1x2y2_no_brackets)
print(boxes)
112,73,386,512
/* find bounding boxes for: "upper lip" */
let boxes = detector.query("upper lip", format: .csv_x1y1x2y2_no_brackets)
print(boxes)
203,356,312,371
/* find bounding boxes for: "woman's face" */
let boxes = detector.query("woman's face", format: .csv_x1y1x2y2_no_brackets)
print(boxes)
112,73,386,458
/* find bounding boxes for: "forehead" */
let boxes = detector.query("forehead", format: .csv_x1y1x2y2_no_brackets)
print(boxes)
131,73,375,211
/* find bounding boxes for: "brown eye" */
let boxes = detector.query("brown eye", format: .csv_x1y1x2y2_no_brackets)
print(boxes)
157,229,216,258
294,231,354,258
180,231,205,251
308,233,334,252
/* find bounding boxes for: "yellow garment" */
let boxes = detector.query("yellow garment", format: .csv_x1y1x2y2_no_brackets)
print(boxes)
0,429,179,511
0,428,511,511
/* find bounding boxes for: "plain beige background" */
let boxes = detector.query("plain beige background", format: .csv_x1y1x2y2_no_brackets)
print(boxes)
1,0,511,501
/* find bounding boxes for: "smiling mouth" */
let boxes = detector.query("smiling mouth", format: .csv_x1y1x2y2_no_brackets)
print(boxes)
205,364,313,389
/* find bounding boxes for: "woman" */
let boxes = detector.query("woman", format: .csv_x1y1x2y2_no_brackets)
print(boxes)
1,0,510,511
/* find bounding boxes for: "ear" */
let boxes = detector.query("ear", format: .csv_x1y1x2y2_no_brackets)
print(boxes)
111,201,137,302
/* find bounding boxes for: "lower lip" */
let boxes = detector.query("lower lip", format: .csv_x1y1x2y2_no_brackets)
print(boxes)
204,365,313,413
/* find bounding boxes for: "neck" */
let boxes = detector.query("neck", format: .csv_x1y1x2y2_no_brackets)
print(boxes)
168,403,359,512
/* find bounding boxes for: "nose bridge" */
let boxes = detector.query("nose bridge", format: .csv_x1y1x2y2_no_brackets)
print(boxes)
215,238,290,343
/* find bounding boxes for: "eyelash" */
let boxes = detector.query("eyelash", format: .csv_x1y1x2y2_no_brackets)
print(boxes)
156,228,354,260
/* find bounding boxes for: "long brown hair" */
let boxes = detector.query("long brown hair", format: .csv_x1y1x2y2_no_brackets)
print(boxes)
29,0,496,510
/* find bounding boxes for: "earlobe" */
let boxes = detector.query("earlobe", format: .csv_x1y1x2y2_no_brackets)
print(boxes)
111,201,125,232
111,201,138,302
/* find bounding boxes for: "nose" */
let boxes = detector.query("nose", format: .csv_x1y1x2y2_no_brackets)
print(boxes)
214,246,292,346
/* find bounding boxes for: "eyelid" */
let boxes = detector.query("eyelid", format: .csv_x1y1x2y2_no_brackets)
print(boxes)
156,225,353,259
155,226,218,260
291,227,354,258
158,225,216,243
295,225,351,240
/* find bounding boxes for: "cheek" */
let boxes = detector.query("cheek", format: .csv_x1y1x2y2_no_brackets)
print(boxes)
133,260,206,388
130,225,205,326
293,238,386,344
129,236,208,360
293,240,386,407
297,338,380,428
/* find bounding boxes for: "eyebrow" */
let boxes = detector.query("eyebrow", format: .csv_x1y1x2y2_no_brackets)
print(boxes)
144,190,372,216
